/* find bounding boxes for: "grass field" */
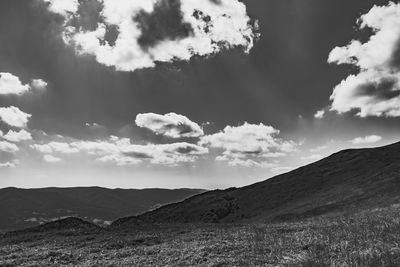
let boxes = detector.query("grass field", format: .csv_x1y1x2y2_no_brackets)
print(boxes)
2,205,400,266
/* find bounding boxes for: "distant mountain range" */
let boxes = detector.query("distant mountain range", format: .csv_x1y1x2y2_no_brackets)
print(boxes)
112,141,400,228
0,187,206,232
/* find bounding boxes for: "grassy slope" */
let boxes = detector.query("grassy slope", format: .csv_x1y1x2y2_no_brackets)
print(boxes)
2,205,400,266
112,142,400,227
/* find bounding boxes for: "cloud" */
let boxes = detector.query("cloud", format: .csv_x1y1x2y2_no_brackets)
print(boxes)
43,0,79,17
0,73,47,95
44,0,259,71
85,122,100,127
2,129,32,143
135,112,203,138
146,142,208,165
31,142,80,154
218,157,279,168
73,137,208,166
328,2,400,117
0,141,19,153
350,135,382,145
0,161,17,168
30,79,48,91
314,109,325,119
97,154,142,166
32,136,208,166
199,122,297,168
0,106,32,128
0,72,30,95
43,154,63,163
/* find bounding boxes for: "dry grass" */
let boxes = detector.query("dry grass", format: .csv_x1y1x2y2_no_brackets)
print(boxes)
1,206,400,266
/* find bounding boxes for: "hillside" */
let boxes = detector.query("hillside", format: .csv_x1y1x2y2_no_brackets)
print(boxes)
4,217,102,237
0,187,205,232
112,141,400,228
3,207,400,266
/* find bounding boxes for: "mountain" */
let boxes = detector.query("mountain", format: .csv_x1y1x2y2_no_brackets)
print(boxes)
0,187,206,232
112,142,400,228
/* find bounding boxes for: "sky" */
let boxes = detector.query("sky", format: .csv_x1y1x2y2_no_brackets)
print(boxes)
0,0,400,189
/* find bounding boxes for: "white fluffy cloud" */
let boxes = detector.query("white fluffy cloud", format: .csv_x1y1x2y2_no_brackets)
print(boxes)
199,122,297,168
328,2,400,117
135,112,203,138
43,0,79,17
0,141,19,153
314,109,325,119
0,72,30,95
0,106,31,128
44,0,258,71
350,135,382,145
0,73,47,95
2,129,32,143
31,79,48,91
32,136,208,166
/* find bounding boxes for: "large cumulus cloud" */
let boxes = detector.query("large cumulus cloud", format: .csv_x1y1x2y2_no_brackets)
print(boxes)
199,122,297,168
43,0,259,71
0,73,30,95
135,112,204,138
0,73,47,95
328,2,400,117
0,106,32,128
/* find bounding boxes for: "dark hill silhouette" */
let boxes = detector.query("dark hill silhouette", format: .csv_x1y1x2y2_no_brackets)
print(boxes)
112,141,400,228
0,187,205,232
4,217,102,237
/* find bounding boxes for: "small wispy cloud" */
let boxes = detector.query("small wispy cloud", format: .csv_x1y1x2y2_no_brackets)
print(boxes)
350,135,382,145
43,154,63,163
314,109,325,119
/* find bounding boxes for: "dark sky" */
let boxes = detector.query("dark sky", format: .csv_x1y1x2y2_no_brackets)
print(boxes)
0,0,399,189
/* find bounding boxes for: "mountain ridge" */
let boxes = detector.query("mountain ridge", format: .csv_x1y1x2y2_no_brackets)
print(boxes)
0,187,206,232
111,141,400,228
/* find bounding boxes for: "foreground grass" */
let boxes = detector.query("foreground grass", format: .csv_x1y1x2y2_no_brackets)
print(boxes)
1,206,400,266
